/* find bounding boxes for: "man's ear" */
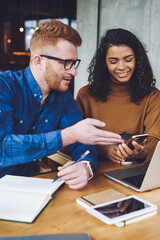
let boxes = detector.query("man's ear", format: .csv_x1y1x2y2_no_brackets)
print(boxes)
34,55,42,69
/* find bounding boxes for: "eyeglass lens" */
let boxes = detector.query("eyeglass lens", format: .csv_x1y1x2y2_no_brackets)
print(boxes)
65,59,80,70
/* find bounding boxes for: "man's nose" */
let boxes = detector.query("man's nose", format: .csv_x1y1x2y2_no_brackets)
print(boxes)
67,65,76,76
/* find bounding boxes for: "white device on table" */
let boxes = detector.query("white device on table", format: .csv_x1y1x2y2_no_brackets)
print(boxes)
87,195,157,227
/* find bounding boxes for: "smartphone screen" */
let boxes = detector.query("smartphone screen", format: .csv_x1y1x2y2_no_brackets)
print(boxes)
127,134,148,150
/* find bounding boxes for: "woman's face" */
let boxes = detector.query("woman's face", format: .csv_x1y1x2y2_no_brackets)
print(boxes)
106,44,136,83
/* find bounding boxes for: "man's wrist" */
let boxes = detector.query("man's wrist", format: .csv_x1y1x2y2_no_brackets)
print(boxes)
61,126,77,147
81,160,94,180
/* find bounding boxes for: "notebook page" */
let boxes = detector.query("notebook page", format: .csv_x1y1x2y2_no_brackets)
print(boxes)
0,175,64,195
0,189,51,223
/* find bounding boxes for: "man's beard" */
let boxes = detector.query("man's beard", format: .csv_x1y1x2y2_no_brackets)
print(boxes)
44,63,62,90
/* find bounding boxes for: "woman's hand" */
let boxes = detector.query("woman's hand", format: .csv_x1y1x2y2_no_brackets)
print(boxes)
100,145,125,164
117,140,148,160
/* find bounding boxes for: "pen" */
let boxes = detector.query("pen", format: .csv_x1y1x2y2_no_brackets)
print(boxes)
52,150,90,183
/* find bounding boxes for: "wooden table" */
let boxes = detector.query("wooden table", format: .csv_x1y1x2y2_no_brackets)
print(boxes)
0,161,160,240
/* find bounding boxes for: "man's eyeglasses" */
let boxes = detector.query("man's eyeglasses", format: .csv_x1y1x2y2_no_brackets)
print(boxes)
40,54,81,70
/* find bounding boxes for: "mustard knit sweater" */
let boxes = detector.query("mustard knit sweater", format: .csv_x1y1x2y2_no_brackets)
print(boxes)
76,81,160,162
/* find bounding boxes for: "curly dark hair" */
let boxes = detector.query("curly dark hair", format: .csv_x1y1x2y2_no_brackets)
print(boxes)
88,28,156,103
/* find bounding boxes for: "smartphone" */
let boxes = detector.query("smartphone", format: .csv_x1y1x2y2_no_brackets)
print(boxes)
127,134,148,150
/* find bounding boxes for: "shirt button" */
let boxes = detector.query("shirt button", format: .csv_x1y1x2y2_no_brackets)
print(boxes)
45,119,48,123
20,120,23,124
57,150,60,153
34,93,37,97
39,95,42,99
33,126,35,130
0,110,1,113
33,159,36,161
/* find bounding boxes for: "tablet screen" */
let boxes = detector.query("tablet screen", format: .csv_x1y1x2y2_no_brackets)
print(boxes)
87,195,157,225
95,197,148,219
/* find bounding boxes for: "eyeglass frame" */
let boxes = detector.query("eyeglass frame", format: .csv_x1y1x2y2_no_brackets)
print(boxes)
40,54,81,70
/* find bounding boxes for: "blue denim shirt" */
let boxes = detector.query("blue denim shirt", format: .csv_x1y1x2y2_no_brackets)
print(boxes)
0,66,99,177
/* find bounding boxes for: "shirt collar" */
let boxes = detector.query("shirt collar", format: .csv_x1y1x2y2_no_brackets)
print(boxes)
24,66,57,105
24,66,43,104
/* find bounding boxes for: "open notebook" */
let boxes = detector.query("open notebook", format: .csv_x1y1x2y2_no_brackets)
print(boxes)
0,175,64,223
103,141,160,192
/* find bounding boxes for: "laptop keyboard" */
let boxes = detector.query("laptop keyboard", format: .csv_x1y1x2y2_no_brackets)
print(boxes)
122,174,145,188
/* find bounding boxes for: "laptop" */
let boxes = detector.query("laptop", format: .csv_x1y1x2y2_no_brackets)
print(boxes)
103,141,160,192
0,233,90,240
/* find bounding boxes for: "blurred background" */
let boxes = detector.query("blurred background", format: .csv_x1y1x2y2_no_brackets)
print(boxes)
0,0,77,94
0,0,76,71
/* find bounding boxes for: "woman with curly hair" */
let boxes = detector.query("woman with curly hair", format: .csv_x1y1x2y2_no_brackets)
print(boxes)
76,28,160,164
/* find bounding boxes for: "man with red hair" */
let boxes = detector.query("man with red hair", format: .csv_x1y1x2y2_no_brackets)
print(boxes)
0,19,122,189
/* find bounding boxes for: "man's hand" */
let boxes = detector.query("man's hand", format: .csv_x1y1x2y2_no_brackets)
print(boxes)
57,161,90,189
61,118,123,147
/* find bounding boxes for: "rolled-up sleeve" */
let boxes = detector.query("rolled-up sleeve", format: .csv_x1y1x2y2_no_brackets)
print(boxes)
59,92,100,170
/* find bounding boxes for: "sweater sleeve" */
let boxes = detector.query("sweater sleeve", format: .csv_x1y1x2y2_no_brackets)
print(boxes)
76,86,91,119
142,90,160,162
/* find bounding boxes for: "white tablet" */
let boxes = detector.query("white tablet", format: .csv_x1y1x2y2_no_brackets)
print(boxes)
86,195,157,225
